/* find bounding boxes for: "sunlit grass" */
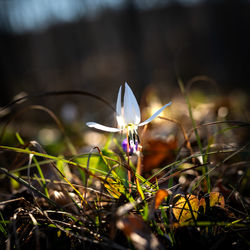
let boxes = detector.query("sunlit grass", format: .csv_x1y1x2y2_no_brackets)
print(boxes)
0,83,249,249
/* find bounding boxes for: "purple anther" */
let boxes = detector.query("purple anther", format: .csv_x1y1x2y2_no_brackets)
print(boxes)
122,138,138,155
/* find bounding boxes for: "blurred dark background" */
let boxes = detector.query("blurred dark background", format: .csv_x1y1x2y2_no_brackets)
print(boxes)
0,0,250,125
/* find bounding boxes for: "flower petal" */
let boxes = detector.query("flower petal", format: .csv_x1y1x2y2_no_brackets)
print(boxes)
86,122,121,132
137,101,172,127
116,85,125,128
116,85,122,116
124,82,141,124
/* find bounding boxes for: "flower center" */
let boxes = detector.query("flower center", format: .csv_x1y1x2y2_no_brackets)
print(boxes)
127,124,140,153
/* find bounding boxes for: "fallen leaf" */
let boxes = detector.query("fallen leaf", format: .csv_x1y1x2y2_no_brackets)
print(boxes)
172,194,200,223
116,214,163,250
155,189,168,209
209,192,225,208
142,138,177,173
199,197,206,214
172,192,226,224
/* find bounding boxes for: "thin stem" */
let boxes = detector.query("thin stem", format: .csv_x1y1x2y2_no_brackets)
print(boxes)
126,131,132,192
136,146,145,199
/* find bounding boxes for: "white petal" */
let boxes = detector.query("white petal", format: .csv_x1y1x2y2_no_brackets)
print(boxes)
116,85,122,116
116,114,125,129
137,101,172,127
116,85,125,128
86,122,121,132
123,82,141,124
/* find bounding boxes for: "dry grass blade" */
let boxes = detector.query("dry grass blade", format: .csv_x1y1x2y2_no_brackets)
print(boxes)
0,90,115,115
187,120,250,141
185,75,219,93
0,167,57,207
158,116,194,161
0,105,76,154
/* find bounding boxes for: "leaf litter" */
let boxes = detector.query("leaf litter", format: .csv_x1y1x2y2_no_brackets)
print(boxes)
0,81,249,249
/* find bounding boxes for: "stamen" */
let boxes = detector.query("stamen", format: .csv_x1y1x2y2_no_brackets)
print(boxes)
133,133,136,145
134,129,140,144
122,137,139,155
128,130,133,147
128,134,131,145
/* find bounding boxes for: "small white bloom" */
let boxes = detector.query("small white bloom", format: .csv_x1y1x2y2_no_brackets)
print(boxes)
86,82,171,136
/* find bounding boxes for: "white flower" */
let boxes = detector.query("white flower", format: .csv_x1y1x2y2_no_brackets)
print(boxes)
86,82,171,135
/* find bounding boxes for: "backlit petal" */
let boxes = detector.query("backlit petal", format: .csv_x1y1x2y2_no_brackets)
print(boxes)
116,85,122,116
116,85,125,128
124,82,141,124
86,122,121,132
137,101,172,127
